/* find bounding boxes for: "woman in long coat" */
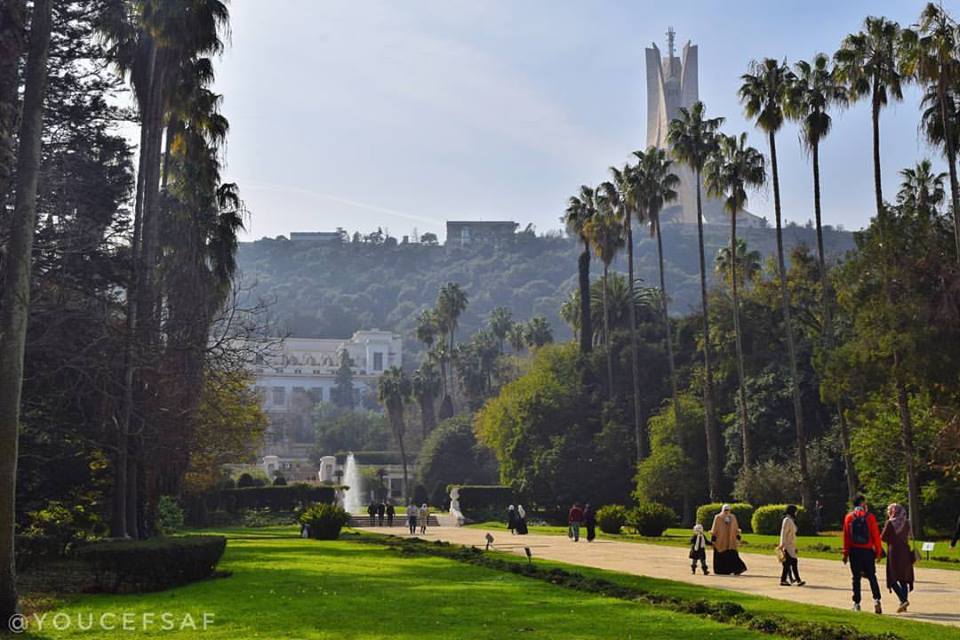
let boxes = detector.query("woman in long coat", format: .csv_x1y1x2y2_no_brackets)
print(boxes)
507,505,518,534
710,504,747,575
881,503,915,613
515,504,529,535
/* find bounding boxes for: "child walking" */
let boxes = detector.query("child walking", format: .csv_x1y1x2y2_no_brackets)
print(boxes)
689,524,711,575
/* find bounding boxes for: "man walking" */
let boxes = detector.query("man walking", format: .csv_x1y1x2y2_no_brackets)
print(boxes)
843,495,883,614
568,502,584,542
386,501,395,527
376,501,386,526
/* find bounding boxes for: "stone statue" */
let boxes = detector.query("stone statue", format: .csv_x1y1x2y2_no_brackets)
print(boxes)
449,487,464,526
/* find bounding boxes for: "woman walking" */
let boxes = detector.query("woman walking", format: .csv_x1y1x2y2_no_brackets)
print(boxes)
881,503,915,613
778,505,805,586
419,503,429,535
710,504,747,575
516,504,529,535
406,502,418,535
507,505,518,534
583,504,597,542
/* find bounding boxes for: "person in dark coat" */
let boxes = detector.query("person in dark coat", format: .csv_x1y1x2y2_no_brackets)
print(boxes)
507,505,518,534
386,502,395,527
516,504,529,535
689,524,710,575
881,503,915,613
376,501,386,526
710,504,747,575
583,504,597,542
367,502,377,524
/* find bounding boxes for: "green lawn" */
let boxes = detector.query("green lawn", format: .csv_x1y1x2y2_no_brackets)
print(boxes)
19,527,775,639
468,521,960,571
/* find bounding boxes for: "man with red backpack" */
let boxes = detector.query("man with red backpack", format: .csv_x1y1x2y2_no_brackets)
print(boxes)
843,495,884,614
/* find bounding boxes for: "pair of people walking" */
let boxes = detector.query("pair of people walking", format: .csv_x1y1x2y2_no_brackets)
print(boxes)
368,501,394,526
843,495,915,614
566,503,597,542
507,504,529,535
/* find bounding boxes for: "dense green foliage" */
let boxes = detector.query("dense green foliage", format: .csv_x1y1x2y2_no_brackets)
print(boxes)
220,484,336,512
596,505,630,534
298,503,350,540
417,415,499,508
629,503,678,536
451,485,515,521
751,505,814,536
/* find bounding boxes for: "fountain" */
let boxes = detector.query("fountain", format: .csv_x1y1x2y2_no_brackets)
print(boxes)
342,452,364,513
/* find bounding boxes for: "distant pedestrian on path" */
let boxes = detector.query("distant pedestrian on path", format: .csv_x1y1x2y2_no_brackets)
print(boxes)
813,499,824,534
880,503,915,613
710,504,747,575
507,505,518,534
842,495,883,614
689,524,710,575
386,502,395,527
516,504,529,535
377,501,385,526
778,505,805,586
583,504,597,542
568,502,584,542
367,502,377,524
419,503,429,535
406,502,418,534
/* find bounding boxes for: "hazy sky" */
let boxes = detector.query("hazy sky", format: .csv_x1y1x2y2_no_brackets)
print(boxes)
215,1,942,241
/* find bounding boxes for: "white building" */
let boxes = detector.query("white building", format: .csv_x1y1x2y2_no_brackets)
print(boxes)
250,330,402,475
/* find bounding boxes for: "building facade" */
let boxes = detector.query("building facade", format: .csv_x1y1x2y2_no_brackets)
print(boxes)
445,220,519,247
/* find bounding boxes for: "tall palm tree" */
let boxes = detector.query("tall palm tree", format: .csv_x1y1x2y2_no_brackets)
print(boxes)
524,316,554,348
835,16,905,219
488,306,514,354
411,363,440,437
902,3,960,261
740,58,813,508
668,101,724,497
784,53,848,337
704,133,765,470
715,238,762,289
378,367,412,501
564,185,598,356
601,165,646,459
0,0,51,625
634,147,682,428
436,282,468,405
507,323,527,355
583,210,625,395
897,159,946,215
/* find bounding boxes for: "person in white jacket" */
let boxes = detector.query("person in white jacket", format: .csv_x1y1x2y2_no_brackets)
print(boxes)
778,504,805,586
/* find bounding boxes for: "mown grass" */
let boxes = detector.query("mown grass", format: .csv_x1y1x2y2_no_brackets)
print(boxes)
467,521,960,570
18,526,776,639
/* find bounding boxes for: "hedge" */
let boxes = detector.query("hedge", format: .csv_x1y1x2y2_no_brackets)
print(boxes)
695,503,754,533
449,485,513,521
751,505,816,536
629,503,677,536
299,503,351,540
74,535,226,593
220,484,336,512
596,505,629,534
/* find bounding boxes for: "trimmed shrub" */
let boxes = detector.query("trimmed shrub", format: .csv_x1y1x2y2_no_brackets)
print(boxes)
237,473,256,488
298,503,350,540
449,485,513,521
75,536,226,593
596,505,629,534
221,484,336,512
629,503,677,536
751,504,816,536
695,503,754,533
155,496,184,534
272,474,288,486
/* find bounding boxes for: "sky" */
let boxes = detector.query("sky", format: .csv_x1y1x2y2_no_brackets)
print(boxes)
214,0,946,242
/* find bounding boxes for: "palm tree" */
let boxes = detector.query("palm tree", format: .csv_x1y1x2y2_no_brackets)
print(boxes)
564,185,598,356
740,57,814,509
507,323,527,354
704,133,765,470
0,0,51,625
583,210,625,395
902,3,960,261
784,53,848,337
436,282,468,407
897,159,946,215
378,367,412,501
411,363,440,437
601,164,646,460
835,16,905,219
715,239,762,289
525,316,554,348
668,101,724,496
488,306,514,354
634,147,682,428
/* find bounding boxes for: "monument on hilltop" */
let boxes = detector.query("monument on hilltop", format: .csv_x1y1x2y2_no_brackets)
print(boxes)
645,28,762,227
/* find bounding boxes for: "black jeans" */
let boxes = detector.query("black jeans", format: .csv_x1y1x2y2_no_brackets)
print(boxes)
891,581,909,603
849,548,881,604
780,554,801,582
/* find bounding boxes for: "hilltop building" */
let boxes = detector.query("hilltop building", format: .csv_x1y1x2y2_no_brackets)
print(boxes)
289,231,342,243
646,28,762,227
446,220,519,247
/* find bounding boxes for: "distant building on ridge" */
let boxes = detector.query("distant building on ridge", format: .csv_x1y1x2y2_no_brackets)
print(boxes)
445,220,519,247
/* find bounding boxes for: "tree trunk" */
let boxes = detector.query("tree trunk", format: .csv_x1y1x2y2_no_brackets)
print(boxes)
126,456,140,539
694,171,720,499
419,394,436,438
0,0,51,625
625,219,647,461
811,142,832,341
769,132,813,510
602,262,612,397
0,0,25,207
654,215,681,429
894,357,921,538
396,422,409,502
729,200,751,468
871,89,884,217
938,78,960,263
836,402,859,501
577,246,592,354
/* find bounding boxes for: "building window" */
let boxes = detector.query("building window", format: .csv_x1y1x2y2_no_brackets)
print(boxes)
272,387,286,405
373,352,384,371
461,228,470,244
294,368,302,374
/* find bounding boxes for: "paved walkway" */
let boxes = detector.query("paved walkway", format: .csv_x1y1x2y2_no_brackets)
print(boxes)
383,525,960,628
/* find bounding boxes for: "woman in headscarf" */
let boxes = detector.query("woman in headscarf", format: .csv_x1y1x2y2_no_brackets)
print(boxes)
507,505,518,534
583,503,597,542
778,504,804,586
710,504,747,575
881,503,915,613
516,504,529,535
418,503,429,535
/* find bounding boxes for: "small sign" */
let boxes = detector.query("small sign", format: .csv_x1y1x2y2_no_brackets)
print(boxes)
921,542,936,552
